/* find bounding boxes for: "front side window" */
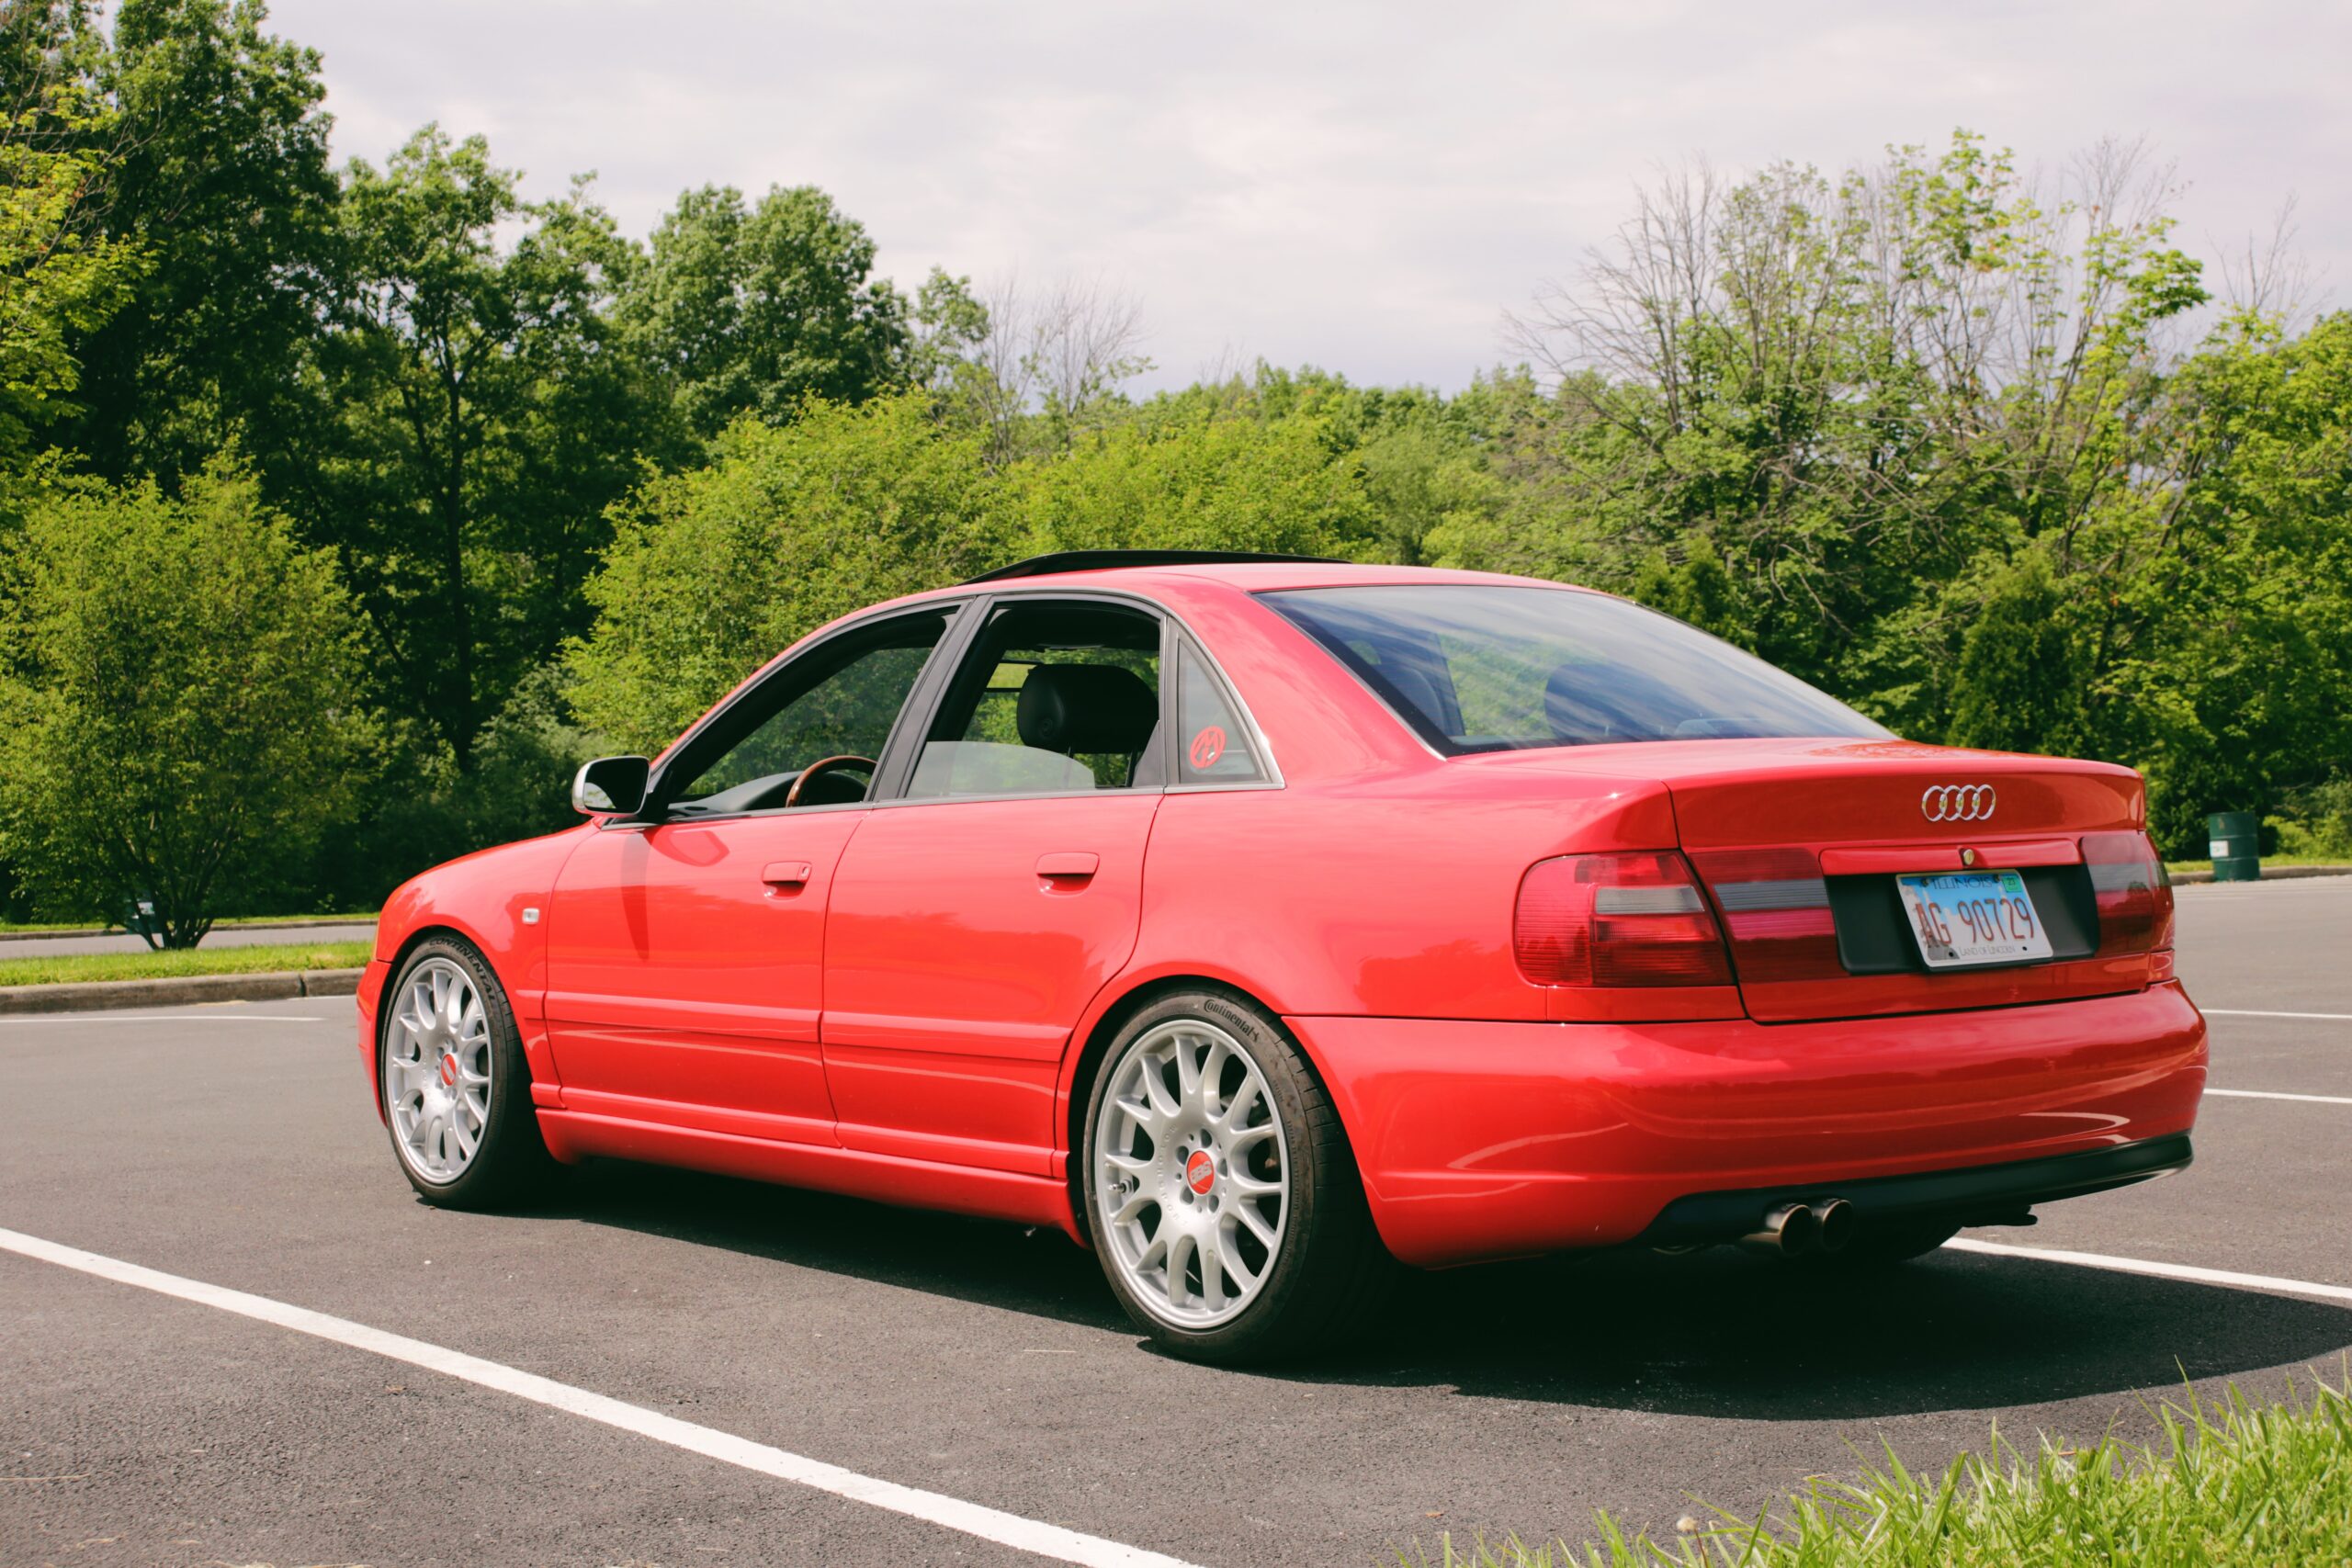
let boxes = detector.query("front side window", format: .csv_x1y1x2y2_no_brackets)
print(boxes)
909,599,1164,798
1261,585,1887,754
664,609,952,815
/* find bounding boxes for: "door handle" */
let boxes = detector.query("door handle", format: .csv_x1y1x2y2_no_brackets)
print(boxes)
1036,852,1099,884
762,861,813,890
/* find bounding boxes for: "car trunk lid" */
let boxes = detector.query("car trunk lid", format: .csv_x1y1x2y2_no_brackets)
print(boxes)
1471,739,2163,1022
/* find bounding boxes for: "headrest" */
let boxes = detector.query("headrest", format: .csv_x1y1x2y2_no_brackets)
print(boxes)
1016,663,1160,755
1383,663,1448,729
1544,661,1617,743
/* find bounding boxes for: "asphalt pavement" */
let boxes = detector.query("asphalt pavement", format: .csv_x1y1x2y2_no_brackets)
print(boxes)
2,877,2346,1568
0,921,375,960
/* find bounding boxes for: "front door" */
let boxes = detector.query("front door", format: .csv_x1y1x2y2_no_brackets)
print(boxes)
820,596,1169,1175
543,606,956,1143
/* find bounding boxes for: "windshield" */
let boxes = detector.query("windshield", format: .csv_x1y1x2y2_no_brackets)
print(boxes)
1261,584,1888,754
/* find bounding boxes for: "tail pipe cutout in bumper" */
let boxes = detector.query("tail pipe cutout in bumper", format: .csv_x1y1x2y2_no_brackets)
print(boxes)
1639,1134,2193,1252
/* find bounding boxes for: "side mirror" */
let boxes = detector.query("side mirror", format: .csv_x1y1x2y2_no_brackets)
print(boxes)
571,755,650,817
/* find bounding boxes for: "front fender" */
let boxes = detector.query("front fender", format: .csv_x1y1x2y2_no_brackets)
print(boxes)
365,824,593,1111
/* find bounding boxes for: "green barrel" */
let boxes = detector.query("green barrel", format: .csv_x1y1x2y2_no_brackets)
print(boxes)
2206,810,2262,882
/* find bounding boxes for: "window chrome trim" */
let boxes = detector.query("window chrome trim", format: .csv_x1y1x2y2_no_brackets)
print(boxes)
876,787,1142,810
632,796,878,829
1161,780,1286,795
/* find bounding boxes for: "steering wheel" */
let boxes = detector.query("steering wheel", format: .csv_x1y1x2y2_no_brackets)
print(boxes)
784,754,878,808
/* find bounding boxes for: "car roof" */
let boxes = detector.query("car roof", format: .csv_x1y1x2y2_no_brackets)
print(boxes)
904,558,1597,603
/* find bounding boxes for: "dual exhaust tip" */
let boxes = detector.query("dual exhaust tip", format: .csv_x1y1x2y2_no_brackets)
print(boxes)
1742,1198,1855,1258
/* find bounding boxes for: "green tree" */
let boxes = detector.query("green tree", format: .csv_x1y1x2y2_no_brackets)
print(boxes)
2119,310,2352,850
1628,540,1745,646
1471,132,2209,724
1020,403,1377,559
45,0,338,490
906,265,991,402
1151,364,1502,565
315,125,667,770
322,668,600,910
0,462,370,944
1943,550,2089,755
616,183,913,442
0,6,140,474
567,394,1012,752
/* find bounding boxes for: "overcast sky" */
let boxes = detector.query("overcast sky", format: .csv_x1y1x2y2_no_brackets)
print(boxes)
273,1,2349,393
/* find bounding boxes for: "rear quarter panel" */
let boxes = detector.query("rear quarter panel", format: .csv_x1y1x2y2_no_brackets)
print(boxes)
1133,773,1676,1019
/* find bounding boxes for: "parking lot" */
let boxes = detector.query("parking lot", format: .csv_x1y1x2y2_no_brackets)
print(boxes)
4,877,2346,1568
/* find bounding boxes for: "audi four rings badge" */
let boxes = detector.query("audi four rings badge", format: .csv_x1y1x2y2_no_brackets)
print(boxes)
1921,784,1996,822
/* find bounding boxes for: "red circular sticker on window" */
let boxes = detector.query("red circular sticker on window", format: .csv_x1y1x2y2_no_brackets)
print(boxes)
1187,726,1227,770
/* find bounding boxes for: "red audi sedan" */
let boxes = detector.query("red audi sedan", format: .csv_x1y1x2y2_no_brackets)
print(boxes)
358,552,2205,1361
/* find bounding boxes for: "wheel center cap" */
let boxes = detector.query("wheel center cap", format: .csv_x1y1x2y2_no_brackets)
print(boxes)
1184,1149,1216,1196
439,1053,458,1089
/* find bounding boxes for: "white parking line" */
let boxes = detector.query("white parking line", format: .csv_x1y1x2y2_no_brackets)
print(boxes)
1947,1238,2352,1305
2201,1010,2352,1021
2208,1088,2352,1106
0,1226,1200,1568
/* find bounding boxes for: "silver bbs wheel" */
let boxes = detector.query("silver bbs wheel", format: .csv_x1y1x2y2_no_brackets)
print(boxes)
1091,1017,1290,1329
382,956,493,1185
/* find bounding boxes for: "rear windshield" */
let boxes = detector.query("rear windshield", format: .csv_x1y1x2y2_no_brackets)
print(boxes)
1261,584,1887,754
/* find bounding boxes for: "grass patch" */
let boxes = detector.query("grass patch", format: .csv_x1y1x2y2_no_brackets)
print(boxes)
0,941,373,987
2165,853,2352,875
1409,1373,2351,1567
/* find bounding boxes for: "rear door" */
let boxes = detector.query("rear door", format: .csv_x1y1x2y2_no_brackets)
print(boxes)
819,594,1168,1176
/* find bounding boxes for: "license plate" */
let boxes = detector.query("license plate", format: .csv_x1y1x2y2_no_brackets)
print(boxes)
1896,870,2053,969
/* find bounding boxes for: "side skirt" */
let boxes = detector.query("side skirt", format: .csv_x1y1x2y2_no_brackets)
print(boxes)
535,1110,1084,1239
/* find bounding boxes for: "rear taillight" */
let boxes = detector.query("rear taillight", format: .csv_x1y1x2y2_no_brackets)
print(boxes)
1514,852,1733,987
1685,847,1845,983
2085,830,2175,954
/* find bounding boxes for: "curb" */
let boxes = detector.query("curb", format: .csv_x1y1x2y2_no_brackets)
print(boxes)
0,967,365,1017
0,917,378,946
2171,865,2352,886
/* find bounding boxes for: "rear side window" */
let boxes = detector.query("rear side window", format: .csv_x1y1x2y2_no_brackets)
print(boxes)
1175,641,1266,784
1261,585,1886,755
908,599,1165,798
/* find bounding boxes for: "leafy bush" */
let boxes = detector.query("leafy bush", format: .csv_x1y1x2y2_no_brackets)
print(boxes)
314,669,602,908
1020,404,1380,558
0,463,371,945
2266,776,2352,861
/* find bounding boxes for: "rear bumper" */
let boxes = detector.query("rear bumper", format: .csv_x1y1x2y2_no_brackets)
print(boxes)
1285,980,2206,1268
